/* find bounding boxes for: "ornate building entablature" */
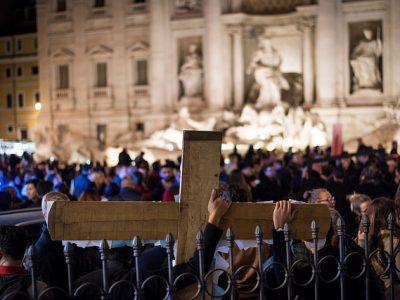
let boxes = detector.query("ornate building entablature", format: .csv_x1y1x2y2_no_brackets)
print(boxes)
222,0,317,15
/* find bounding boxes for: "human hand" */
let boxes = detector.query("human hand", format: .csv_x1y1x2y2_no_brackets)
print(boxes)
208,189,232,227
357,228,365,241
273,201,296,230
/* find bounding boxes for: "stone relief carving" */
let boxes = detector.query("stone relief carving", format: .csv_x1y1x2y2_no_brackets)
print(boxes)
246,35,289,109
178,43,203,98
349,21,383,95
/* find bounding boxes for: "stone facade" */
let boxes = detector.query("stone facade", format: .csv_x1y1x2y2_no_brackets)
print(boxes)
35,0,400,159
0,33,40,140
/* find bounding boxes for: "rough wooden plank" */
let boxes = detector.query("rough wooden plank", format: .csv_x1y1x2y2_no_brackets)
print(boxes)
177,130,223,263
219,203,332,240
47,201,179,241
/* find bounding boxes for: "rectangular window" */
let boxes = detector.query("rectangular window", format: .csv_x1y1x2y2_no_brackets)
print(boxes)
96,63,107,87
136,59,148,85
57,0,66,12
17,66,23,77
6,40,11,53
20,128,28,140
16,39,22,51
6,94,12,108
32,65,39,75
5,67,11,78
58,64,69,89
18,93,24,108
94,0,105,7
7,125,14,133
35,92,40,103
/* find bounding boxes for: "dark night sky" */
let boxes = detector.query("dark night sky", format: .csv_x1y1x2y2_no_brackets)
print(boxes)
0,0,36,36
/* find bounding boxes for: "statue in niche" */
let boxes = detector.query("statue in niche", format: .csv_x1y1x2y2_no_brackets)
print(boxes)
178,44,203,98
247,36,289,109
350,28,382,93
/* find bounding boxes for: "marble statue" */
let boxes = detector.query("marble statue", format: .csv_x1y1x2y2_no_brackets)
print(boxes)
247,36,289,109
225,104,327,151
141,107,216,151
350,29,382,93
179,44,203,98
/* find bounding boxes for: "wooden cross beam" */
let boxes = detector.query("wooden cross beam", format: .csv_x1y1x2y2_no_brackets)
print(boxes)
47,130,331,263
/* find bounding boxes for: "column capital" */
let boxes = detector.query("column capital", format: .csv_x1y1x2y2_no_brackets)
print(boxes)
297,16,316,32
228,24,243,36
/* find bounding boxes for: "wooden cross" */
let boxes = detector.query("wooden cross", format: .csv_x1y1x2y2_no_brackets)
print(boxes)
47,130,331,264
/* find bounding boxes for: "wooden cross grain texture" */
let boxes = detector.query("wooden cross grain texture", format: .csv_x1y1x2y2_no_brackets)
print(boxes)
47,130,331,264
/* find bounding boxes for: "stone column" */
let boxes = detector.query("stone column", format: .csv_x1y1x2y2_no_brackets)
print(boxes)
231,26,245,109
149,0,167,112
391,0,400,97
300,17,315,106
111,0,127,110
204,0,225,109
315,0,338,106
36,0,52,131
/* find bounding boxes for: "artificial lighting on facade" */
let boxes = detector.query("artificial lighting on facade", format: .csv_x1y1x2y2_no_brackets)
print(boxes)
35,102,42,110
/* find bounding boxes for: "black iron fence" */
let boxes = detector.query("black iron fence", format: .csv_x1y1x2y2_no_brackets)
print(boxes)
3,214,399,300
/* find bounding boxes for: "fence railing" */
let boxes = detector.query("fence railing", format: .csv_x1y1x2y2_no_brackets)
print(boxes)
3,213,398,300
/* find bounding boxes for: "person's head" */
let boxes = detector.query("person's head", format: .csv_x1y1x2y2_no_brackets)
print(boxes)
81,164,90,175
26,179,39,201
79,189,101,202
41,191,70,222
386,157,397,173
348,193,371,216
357,151,369,165
104,182,120,198
303,188,335,209
340,152,352,170
219,183,249,203
241,164,254,178
37,180,54,198
54,182,69,195
0,191,12,211
2,186,17,200
360,164,379,183
160,165,175,182
263,164,275,178
367,197,399,248
0,225,28,265
229,169,247,185
133,171,144,186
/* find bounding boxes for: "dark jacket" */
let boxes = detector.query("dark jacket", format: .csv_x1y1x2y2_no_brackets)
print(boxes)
73,223,223,299
0,266,50,299
34,224,68,290
271,230,385,300
109,187,143,201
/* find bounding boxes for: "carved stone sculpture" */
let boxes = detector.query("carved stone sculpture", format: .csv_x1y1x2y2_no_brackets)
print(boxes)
247,36,289,109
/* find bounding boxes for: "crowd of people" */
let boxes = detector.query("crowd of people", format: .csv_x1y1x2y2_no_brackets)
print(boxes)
1,139,400,299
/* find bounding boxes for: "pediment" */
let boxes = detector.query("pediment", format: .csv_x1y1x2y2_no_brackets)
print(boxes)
87,45,113,58
51,48,74,60
128,41,149,55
